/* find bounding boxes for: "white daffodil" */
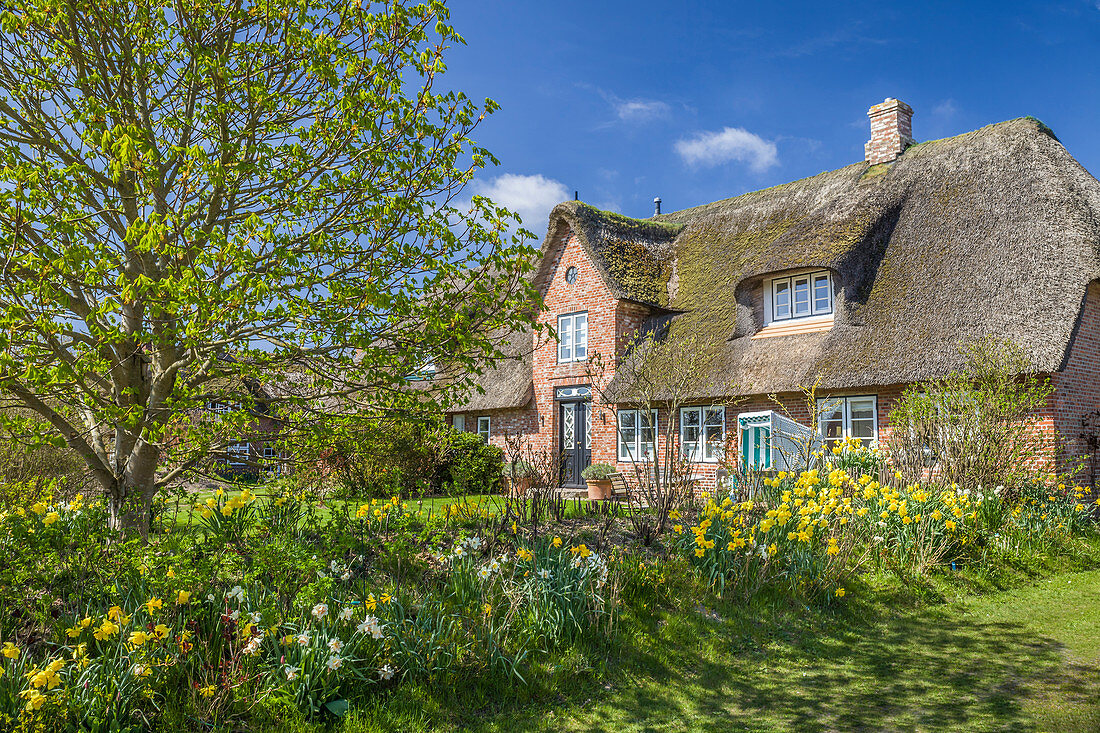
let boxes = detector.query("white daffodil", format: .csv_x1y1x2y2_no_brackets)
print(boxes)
379,663,396,680
311,603,328,620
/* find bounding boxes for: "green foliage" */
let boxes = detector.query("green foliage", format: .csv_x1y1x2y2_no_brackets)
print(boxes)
0,0,540,531
324,419,448,498
887,337,1057,492
580,463,616,480
442,431,503,495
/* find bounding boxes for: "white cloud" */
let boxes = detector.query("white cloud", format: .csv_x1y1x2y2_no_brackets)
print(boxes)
613,97,671,123
674,127,778,171
932,99,958,118
469,173,570,234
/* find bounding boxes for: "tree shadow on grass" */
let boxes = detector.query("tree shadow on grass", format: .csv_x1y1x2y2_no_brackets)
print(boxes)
524,605,1098,733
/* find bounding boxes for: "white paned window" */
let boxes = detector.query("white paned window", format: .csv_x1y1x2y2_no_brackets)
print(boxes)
476,416,491,444
557,312,588,362
209,400,240,415
617,409,657,462
227,441,249,466
453,415,466,432
681,406,726,462
770,271,833,322
816,396,878,446
263,444,277,460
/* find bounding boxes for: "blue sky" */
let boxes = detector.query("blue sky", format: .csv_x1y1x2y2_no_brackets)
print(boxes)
443,0,1100,234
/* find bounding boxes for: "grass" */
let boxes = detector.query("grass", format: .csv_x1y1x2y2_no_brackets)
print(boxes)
338,537,1100,733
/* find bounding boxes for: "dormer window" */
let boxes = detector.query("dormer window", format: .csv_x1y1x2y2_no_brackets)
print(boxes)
771,271,832,321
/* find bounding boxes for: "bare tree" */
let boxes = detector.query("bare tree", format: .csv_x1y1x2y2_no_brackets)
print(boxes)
586,330,723,539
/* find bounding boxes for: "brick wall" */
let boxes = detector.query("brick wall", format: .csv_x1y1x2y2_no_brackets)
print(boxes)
1052,281,1100,488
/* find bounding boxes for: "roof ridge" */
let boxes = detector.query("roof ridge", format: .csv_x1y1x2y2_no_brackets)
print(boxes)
655,117,1054,222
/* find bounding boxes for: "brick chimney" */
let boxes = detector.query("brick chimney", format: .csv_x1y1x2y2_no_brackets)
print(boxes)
864,98,914,165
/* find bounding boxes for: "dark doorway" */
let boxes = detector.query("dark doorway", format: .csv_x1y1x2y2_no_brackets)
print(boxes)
559,400,591,487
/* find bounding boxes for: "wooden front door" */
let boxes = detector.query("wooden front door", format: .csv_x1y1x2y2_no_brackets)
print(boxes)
559,400,591,487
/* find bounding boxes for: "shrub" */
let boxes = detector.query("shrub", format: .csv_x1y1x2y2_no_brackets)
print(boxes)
441,431,503,495
580,463,615,481
886,337,1055,491
321,418,449,498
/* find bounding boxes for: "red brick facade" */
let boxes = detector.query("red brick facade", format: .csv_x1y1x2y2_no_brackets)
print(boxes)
449,228,1100,493
1052,281,1100,485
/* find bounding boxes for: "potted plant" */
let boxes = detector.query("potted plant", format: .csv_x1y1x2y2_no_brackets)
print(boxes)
582,462,616,500
502,460,535,497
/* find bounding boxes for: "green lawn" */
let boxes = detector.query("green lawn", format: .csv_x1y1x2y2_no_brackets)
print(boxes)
345,566,1100,732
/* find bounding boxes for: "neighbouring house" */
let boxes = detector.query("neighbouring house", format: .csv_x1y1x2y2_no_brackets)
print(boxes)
444,98,1100,491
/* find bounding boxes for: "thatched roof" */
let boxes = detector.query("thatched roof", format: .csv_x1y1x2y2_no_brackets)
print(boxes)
445,325,535,412
532,201,683,306
457,116,1100,407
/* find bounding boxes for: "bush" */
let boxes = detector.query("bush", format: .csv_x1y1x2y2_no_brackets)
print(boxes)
580,463,615,480
886,337,1056,491
442,431,503,495
322,419,448,498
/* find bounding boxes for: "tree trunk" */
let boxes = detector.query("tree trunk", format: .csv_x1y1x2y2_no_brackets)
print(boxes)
106,480,154,541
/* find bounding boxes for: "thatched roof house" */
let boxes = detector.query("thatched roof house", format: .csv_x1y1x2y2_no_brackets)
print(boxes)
447,99,1100,489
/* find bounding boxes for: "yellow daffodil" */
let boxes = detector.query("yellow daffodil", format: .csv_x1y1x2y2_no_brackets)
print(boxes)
176,590,191,605
94,620,119,640
128,630,151,646
551,536,562,548
835,587,846,598
2,642,19,659
20,688,47,711
145,598,163,614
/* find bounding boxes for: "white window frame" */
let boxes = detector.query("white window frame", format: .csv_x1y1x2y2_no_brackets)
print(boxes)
617,409,657,462
557,311,589,363
453,414,466,432
816,395,878,445
476,416,491,444
680,406,726,463
262,443,277,460
227,441,250,466
767,271,833,324
209,400,240,415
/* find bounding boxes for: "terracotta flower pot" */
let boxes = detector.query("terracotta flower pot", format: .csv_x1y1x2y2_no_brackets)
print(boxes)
586,479,612,501
507,476,533,497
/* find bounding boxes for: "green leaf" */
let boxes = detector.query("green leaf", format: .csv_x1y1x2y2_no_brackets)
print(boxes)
325,698,349,717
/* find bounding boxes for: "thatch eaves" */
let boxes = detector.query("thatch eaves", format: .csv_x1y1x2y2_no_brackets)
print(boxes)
456,116,1100,408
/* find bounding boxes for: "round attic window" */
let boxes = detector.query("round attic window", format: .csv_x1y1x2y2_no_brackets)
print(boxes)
565,266,578,284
